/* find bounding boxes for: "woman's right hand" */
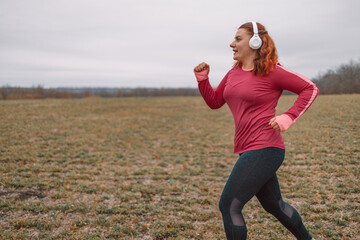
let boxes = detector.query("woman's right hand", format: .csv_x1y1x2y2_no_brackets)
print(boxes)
194,62,210,82
194,62,210,74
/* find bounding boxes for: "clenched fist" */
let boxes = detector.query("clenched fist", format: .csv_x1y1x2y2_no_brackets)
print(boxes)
194,62,210,74
194,62,210,82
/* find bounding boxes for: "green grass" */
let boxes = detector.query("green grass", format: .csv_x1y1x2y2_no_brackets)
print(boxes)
0,95,359,239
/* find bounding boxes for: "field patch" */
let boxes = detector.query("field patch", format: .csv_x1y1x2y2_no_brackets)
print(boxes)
0,95,359,239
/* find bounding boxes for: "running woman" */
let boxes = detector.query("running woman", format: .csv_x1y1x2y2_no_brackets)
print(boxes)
193,22,318,240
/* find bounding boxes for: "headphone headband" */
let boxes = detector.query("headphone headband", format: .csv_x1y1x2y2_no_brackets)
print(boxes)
252,21,258,34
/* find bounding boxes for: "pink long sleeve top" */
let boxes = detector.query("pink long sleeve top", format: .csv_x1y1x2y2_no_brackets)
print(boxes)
196,63,319,154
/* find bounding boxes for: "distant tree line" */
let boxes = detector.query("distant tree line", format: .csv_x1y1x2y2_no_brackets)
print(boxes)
0,86,200,100
1,59,359,100
312,59,360,94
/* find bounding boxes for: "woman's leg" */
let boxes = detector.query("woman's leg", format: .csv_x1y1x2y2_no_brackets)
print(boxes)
219,147,285,240
256,174,313,240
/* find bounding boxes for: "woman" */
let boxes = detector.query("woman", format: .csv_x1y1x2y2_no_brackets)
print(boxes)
193,22,318,240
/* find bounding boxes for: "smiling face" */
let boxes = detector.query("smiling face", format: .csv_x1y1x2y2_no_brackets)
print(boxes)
230,28,257,67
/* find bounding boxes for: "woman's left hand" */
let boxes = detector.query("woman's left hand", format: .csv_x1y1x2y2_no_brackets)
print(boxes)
269,117,281,132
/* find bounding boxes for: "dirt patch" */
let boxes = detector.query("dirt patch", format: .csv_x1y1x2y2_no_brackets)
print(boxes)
0,189,46,201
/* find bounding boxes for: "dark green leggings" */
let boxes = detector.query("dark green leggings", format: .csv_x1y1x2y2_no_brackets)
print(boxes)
219,147,312,240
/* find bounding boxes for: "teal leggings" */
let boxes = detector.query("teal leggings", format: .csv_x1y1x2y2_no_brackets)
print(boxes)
219,147,312,240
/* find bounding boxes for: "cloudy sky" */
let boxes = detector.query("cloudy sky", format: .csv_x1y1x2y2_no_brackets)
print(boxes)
1,0,359,88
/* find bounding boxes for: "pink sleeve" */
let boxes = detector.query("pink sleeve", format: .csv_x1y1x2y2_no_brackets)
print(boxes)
196,71,228,109
194,69,209,82
273,64,319,131
274,114,293,132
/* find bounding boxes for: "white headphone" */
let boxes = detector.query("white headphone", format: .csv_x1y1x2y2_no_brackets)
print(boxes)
249,21,262,49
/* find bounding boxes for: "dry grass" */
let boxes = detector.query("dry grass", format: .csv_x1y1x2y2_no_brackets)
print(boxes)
0,94,359,239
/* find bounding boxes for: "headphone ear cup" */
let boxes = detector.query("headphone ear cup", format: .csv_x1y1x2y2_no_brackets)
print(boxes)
249,34,262,49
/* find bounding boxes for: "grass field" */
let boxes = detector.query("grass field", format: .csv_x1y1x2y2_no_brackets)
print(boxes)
0,94,359,240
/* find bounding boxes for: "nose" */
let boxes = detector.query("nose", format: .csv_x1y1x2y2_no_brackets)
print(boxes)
230,41,235,48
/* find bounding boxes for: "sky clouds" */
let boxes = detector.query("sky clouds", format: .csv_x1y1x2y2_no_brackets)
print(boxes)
1,0,359,88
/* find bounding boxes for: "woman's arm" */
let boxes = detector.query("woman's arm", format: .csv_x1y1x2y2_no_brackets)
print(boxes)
194,63,227,109
271,64,319,132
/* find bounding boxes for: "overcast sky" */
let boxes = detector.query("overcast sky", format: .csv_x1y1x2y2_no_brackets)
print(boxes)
1,0,359,88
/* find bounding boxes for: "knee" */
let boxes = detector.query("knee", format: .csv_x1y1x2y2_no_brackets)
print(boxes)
218,196,226,214
219,195,230,214
219,196,244,216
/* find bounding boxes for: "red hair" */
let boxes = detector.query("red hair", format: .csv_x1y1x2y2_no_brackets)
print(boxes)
233,22,278,76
